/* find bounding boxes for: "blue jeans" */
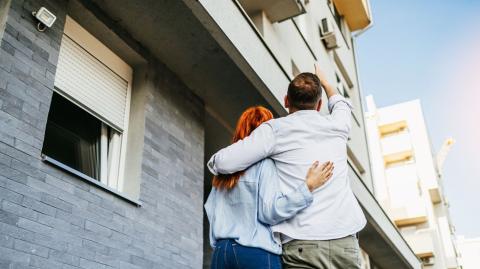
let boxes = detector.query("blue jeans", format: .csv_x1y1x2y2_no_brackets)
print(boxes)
211,239,282,269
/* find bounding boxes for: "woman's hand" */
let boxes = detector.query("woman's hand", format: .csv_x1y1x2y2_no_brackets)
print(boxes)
305,161,334,192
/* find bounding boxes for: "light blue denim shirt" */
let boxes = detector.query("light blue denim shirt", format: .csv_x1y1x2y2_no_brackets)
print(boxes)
204,158,313,254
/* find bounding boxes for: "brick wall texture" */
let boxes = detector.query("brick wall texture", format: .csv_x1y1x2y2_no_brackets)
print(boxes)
0,0,205,268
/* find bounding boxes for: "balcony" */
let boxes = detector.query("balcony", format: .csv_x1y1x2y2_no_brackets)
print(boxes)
402,229,436,259
332,0,372,31
391,205,428,227
381,132,413,157
385,165,427,227
384,150,414,167
238,0,305,22
379,120,408,136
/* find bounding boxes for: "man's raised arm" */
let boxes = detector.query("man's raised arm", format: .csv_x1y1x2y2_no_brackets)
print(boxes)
207,123,275,175
314,63,353,135
314,63,336,100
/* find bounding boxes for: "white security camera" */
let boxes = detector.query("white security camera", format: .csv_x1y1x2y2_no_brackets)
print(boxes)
32,7,57,32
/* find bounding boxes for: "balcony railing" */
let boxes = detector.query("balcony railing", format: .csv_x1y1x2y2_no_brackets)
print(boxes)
403,228,436,259
391,205,428,227
384,165,427,227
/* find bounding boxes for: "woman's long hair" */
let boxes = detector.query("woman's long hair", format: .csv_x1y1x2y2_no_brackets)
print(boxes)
212,106,273,190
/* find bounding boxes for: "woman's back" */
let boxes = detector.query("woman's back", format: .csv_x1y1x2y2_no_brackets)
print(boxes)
205,159,284,254
205,156,318,257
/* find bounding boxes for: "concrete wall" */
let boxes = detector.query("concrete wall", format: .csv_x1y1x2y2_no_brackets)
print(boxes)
0,0,205,268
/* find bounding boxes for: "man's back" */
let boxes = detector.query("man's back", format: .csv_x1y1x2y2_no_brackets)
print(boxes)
266,110,366,240
207,94,366,240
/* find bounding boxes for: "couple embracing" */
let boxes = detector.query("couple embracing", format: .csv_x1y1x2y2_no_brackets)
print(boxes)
205,64,366,269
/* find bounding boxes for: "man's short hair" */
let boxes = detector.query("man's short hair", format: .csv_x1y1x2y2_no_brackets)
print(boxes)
287,72,322,110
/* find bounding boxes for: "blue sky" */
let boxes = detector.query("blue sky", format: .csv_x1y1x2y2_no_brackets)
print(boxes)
356,0,480,238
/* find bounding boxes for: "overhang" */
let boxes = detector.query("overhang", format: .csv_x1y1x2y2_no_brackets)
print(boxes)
238,0,305,22
332,0,372,31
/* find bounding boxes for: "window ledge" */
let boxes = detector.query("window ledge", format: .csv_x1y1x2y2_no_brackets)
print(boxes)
41,155,142,207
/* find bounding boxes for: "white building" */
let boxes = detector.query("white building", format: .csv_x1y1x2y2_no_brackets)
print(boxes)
457,236,480,269
365,96,460,268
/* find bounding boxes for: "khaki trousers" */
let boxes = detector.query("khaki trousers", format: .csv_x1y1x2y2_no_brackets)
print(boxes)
282,235,361,269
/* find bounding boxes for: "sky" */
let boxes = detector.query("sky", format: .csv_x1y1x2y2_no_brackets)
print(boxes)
356,0,480,238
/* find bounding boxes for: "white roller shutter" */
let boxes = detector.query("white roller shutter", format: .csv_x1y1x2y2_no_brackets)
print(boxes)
54,34,128,131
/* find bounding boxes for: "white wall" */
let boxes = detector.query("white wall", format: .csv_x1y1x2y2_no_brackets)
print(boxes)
457,237,480,269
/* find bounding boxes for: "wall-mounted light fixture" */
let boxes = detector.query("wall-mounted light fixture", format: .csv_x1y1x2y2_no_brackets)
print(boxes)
32,7,57,32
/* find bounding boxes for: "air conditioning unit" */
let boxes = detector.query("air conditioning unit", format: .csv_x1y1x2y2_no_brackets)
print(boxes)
421,257,435,266
320,18,339,49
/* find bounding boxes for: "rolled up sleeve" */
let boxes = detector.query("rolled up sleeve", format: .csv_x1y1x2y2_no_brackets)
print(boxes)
328,94,353,136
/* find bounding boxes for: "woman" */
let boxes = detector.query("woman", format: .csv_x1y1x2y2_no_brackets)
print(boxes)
205,106,334,269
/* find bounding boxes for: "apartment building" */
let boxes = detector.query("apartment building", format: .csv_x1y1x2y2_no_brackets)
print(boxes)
457,236,480,269
0,0,421,268
365,96,460,268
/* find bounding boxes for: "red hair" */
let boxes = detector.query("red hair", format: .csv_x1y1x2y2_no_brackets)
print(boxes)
212,106,273,190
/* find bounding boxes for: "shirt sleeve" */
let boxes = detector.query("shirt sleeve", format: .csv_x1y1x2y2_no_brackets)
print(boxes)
328,94,353,136
257,159,313,226
207,123,275,175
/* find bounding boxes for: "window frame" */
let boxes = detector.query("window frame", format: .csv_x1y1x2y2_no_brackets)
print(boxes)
43,16,134,202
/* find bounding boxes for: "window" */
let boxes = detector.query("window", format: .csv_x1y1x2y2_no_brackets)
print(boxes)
42,16,132,193
43,93,122,185
43,93,102,179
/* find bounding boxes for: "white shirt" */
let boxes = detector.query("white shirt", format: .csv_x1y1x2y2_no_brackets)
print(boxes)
207,94,366,241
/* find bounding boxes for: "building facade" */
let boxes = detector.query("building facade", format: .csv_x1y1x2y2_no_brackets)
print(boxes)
0,0,420,268
457,236,480,269
365,96,460,268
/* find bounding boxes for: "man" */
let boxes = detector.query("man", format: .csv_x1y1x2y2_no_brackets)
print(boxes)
207,64,366,268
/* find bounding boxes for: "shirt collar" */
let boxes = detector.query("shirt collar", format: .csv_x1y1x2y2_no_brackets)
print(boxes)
288,109,318,116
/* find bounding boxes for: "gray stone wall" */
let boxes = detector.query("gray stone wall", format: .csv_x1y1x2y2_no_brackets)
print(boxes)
0,0,205,268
